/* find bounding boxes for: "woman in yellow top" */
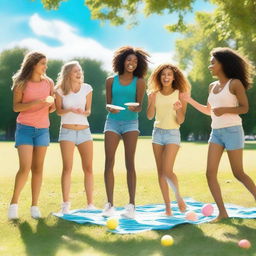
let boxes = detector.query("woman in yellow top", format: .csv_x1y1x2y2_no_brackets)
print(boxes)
147,63,190,216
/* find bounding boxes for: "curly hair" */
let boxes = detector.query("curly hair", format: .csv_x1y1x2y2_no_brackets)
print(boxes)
148,63,191,93
55,61,83,95
211,47,254,90
12,51,47,91
112,46,150,78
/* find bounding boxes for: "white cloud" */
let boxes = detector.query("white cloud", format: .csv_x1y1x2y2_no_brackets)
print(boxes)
6,13,174,72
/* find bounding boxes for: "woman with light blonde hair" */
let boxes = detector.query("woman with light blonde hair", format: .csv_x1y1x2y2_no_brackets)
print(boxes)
8,51,55,220
147,63,190,216
55,60,95,213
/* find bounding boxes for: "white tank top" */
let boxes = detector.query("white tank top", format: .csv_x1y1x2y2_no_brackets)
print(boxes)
208,79,242,129
56,83,93,125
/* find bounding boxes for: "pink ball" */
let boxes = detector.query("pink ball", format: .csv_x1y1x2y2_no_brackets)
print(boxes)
185,211,198,221
238,239,251,249
201,204,214,217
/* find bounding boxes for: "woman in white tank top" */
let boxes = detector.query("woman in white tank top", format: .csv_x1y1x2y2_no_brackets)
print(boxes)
55,61,95,213
181,47,256,221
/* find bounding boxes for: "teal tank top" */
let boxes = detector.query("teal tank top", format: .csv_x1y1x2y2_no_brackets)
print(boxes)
108,75,138,121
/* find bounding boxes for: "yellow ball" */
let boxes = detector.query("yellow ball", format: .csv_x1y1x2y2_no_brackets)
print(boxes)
106,218,119,230
161,235,174,247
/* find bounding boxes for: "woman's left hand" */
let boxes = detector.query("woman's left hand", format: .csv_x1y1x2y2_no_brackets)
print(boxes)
212,107,226,116
173,100,182,111
128,106,140,112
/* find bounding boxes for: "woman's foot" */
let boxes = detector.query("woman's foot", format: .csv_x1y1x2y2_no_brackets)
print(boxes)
85,204,97,210
60,201,71,214
165,205,172,216
177,198,187,213
210,213,229,223
31,206,41,219
8,204,18,220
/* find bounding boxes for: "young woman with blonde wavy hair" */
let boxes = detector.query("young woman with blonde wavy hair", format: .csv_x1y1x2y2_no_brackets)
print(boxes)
55,61,95,213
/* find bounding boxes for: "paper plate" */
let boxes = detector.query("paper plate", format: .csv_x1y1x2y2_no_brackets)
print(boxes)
106,104,125,110
124,102,140,107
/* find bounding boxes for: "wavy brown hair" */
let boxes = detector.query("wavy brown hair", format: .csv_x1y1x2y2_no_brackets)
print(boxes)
148,63,191,93
12,51,47,91
112,46,150,78
55,61,83,95
211,47,254,90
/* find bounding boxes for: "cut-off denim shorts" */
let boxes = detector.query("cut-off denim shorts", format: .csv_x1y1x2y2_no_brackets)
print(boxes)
58,127,93,145
15,123,50,147
152,127,181,146
208,125,244,150
104,118,139,135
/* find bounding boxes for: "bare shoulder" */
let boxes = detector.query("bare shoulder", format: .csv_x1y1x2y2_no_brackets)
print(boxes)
230,79,244,88
106,76,114,83
136,78,146,87
106,76,114,87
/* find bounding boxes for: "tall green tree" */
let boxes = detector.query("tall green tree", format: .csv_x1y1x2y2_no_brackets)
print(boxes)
176,11,256,137
0,48,27,140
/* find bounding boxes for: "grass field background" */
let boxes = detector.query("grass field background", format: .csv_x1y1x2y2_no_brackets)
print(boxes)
0,136,256,256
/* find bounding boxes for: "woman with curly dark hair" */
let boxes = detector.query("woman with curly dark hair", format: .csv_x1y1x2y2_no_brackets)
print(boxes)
147,63,190,216
102,46,149,219
181,47,256,221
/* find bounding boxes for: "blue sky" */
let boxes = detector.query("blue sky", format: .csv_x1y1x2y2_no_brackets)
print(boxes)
0,0,214,71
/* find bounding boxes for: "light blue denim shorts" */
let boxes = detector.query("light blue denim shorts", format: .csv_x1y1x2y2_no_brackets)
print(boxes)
208,125,244,150
152,127,181,146
58,127,92,145
104,118,139,135
15,123,50,148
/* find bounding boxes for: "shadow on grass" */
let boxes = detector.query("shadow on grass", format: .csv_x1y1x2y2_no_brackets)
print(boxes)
17,216,255,256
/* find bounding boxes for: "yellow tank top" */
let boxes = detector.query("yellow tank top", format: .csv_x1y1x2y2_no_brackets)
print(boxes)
154,90,180,129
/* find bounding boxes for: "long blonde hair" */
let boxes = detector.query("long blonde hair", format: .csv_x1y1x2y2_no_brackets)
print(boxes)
148,63,191,93
12,51,47,91
55,61,83,95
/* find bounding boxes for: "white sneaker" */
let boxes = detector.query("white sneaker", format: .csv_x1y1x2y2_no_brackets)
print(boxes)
121,204,135,219
85,204,97,210
61,201,71,214
31,206,41,219
8,204,18,220
102,202,115,217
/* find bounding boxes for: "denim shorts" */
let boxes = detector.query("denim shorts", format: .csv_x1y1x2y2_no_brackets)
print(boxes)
208,125,244,150
15,123,50,148
58,127,92,145
152,127,181,146
104,118,139,135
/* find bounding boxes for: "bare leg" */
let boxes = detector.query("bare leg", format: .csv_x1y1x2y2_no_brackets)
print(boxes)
206,143,227,221
104,131,121,206
10,145,33,204
77,140,93,205
162,144,186,212
31,146,48,206
227,149,256,200
122,131,139,205
152,143,172,215
60,141,75,203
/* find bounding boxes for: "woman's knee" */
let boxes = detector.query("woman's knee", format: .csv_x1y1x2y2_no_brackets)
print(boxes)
83,165,93,174
233,171,246,181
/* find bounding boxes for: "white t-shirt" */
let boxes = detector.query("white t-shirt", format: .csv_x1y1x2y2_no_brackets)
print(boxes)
56,83,93,125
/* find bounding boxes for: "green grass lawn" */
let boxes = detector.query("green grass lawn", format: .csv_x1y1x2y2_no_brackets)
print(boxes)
0,137,256,256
